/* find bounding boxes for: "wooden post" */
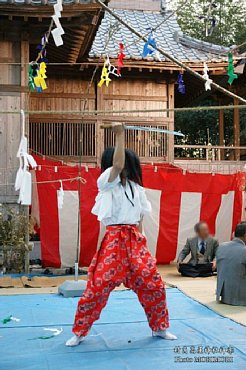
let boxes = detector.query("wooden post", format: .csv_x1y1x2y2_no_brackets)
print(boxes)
96,82,104,165
233,97,240,160
0,35,22,203
219,108,224,160
167,82,174,163
21,35,30,273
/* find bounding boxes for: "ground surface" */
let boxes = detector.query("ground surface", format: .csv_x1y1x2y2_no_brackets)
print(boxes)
1,289,245,370
0,264,245,326
159,264,246,327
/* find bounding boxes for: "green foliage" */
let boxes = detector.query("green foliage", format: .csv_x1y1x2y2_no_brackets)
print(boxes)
0,204,28,247
168,1,246,158
174,103,246,158
171,0,246,46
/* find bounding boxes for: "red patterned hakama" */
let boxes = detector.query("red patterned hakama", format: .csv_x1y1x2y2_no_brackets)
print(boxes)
73,225,169,336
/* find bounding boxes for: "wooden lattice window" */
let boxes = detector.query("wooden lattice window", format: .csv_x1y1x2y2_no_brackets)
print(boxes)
29,121,96,158
104,124,168,160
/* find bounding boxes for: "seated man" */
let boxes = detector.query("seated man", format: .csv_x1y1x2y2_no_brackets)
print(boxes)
216,223,246,306
177,222,218,277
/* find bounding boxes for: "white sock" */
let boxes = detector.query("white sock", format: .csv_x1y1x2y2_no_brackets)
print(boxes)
153,330,177,340
65,335,85,347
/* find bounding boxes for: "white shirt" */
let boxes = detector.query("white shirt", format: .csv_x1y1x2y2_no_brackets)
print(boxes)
92,167,152,226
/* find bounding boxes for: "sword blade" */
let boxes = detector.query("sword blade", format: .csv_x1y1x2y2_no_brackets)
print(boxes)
125,125,185,137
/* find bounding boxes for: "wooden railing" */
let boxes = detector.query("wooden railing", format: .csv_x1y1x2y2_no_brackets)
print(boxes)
174,144,246,162
29,120,246,167
29,120,168,162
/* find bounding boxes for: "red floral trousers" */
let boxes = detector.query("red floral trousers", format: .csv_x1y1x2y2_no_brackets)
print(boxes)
73,225,169,336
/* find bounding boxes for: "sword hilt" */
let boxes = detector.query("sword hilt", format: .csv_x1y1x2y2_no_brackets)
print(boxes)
100,124,114,129
100,123,125,129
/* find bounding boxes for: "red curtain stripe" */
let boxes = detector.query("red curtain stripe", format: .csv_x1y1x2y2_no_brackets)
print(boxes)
34,156,245,267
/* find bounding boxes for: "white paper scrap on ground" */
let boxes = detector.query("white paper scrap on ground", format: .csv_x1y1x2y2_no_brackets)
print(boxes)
11,316,21,322
43,328,63,336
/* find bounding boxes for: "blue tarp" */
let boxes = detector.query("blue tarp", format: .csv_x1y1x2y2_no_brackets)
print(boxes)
0,289,245,370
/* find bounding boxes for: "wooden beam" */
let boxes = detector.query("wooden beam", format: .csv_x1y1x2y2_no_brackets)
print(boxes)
30,93,96,99
0,4,102,18
233,97,240,160
103,94,168,102
218,107,225,160
29,116,97,123
77,9,102,62
0,85,29,93
84,59,228,72
28,14,93,29
93,116,173,123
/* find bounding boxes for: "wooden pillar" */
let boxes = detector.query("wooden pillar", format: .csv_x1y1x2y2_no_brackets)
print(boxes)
167,82,174,163
218,108,225,160
20,34,29,136
0,37,21,202
233,97,240,161
0,28,29,203
21,35,30,273
96,82,104,166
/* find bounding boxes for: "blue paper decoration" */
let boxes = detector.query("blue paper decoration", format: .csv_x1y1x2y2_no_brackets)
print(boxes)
142,31,157,57
177,73,186,94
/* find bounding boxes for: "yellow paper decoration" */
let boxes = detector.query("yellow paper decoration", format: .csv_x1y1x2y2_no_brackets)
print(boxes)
34,62,47,91
98,62,111,87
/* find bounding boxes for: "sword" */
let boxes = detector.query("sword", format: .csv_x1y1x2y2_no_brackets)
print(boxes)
100,124,185,137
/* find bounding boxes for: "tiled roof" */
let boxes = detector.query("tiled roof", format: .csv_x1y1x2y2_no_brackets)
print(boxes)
0,0,94,5
90,9,229,62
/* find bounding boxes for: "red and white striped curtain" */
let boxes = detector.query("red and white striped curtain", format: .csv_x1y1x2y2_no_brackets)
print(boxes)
33,156,245,268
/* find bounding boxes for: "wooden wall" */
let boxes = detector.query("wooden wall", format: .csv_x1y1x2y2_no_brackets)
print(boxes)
29,76,174,164
97,79,174,162
30,77,97,161
30,77,95,118
0,38,29,202
99,80,168,118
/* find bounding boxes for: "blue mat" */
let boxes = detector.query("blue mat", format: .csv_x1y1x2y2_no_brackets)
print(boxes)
0,289,245,370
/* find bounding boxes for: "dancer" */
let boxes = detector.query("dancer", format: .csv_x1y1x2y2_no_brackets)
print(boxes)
66,123,177,346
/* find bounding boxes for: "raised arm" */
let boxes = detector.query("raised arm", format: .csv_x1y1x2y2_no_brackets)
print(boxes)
108,123,125,183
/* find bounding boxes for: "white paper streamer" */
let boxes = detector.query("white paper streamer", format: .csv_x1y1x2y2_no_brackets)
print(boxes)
17,111,28,158
203,62,212,91
18,171,32,206
51,0,64,47
15,110,37,206
58,180,64,209
106,55,120,77
15,157,24,191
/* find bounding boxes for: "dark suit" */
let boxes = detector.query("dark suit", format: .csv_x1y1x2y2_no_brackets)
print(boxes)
216,238,246,306
178,236,219,277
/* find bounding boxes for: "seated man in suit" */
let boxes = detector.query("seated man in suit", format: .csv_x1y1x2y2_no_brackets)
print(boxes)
216,223,246,306
177,222,218,277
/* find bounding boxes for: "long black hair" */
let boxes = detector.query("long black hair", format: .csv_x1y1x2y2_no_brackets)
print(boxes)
101,147,143,186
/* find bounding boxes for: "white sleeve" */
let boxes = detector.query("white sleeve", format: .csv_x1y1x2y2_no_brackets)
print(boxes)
139,186,152,215
97,167,121,191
